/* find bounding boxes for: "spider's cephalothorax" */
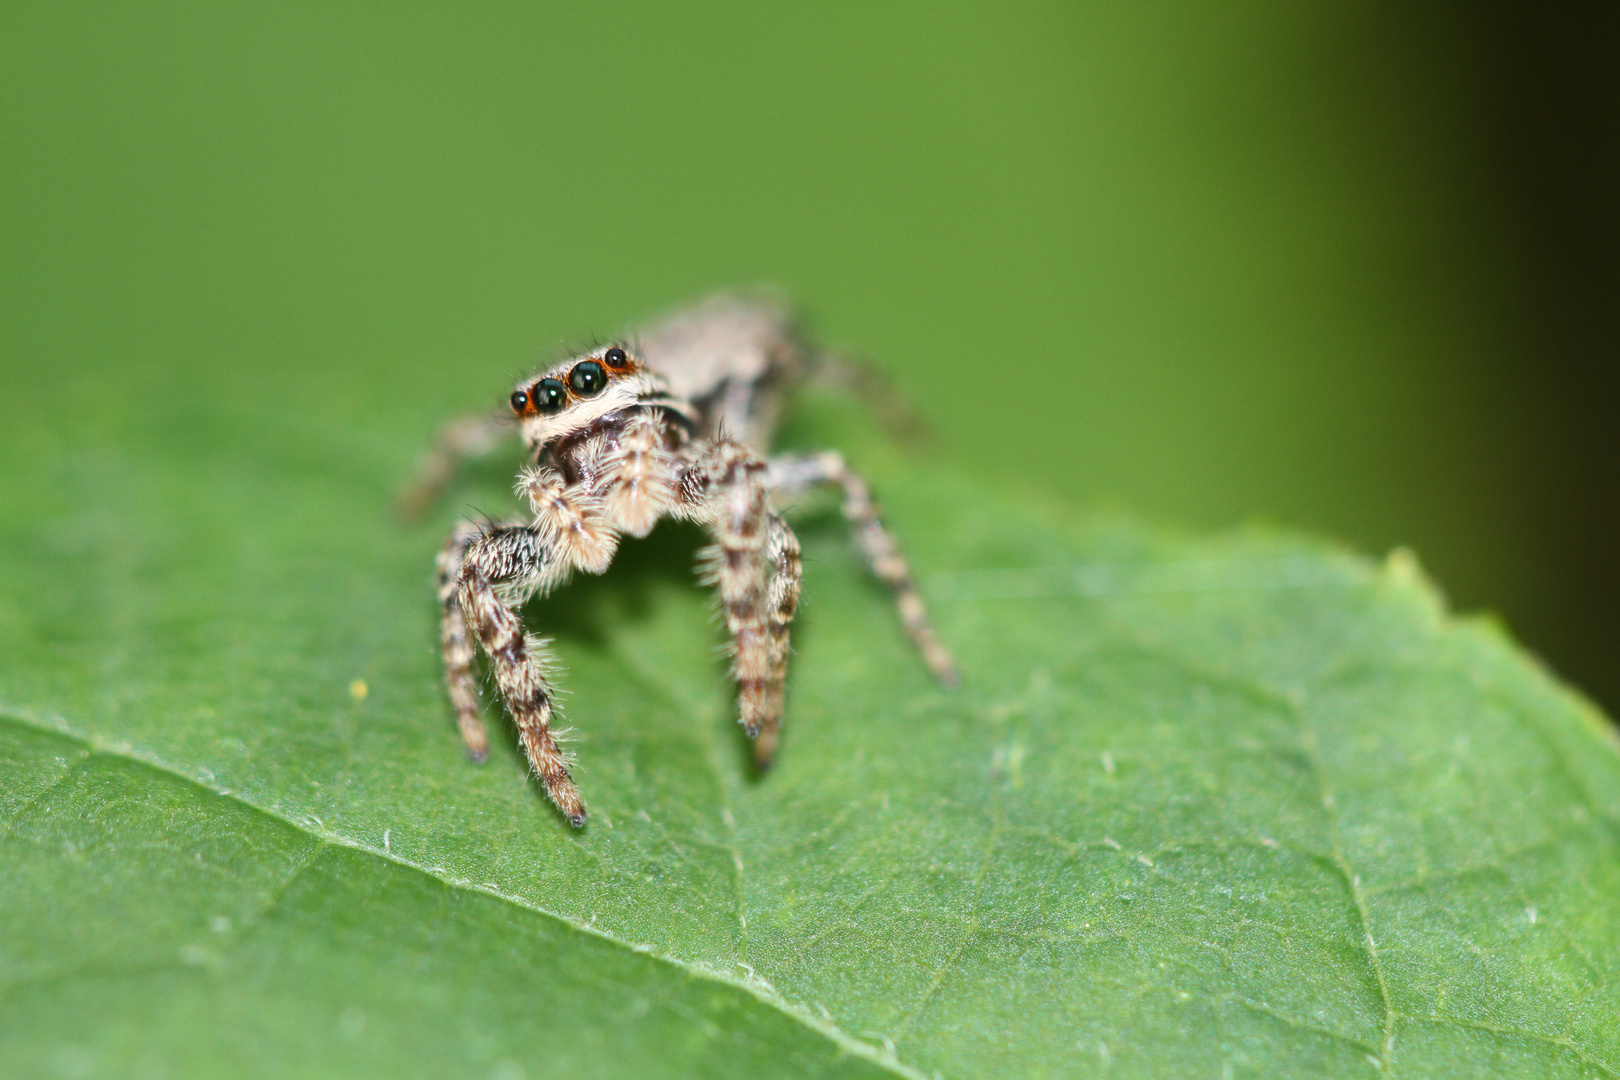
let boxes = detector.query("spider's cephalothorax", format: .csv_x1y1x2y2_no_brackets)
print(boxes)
416,294,958,827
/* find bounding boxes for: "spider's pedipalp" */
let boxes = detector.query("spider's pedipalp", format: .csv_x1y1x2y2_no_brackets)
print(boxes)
517,465,618,576
603,410,679,537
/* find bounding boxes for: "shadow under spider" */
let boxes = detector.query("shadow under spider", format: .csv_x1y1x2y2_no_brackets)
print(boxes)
471,503,847,784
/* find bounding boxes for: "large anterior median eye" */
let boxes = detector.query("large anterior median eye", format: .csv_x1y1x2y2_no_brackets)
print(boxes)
569,360,606,397
533,378,567,413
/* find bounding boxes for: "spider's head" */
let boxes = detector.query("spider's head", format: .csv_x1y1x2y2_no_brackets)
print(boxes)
509,345,657,447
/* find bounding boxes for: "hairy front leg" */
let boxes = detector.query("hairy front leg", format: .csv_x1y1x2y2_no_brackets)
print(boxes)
687,440,801,765
442,522,586,826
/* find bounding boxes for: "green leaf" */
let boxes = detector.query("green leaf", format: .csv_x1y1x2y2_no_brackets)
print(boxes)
2,365,1618,1080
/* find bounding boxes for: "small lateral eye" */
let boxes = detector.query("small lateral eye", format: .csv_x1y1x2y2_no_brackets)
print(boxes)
534,378,567,413
569,360,607,396
509,388,528,413
602,346,629,369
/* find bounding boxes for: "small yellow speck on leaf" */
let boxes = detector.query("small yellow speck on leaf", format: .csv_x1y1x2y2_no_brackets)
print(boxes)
349,679,369,701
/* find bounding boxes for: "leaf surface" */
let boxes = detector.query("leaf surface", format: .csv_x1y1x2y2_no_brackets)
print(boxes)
1,367,1618,1079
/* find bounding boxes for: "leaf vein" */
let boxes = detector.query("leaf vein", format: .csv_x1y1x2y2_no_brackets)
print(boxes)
0,706,928,1080
0,747,93,844
1394,1010,1620,1078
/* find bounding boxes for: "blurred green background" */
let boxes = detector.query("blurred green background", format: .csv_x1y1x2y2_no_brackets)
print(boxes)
3,3,1616,711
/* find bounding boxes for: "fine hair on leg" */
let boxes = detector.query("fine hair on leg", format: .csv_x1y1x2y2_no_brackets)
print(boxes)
769,450,959,686
690,438,800,764
445,521,586,826
437,519,492,763
751,512,802,766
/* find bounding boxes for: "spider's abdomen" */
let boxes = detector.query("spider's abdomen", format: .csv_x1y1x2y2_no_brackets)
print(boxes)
635,293,804,453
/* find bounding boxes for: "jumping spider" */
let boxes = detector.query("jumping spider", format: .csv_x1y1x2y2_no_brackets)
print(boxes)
403,294,958,826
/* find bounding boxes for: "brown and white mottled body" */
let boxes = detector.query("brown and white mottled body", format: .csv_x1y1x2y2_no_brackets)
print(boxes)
411,293,957,826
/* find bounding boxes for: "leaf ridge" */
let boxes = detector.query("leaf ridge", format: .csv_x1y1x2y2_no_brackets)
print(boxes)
699,689,750,961
1393,1010,1620,1078
1249,664,1400,1071
0,705,929,1080
1228,995,1382,1058
1335,851,1397,1071
228,836,332,939
1087,612,1402,1067
1359,826,1585,898
888,810,1004,1045
584,620,753,959
1483,682,1620,840
1087,607,1620,1068
0,746,92,844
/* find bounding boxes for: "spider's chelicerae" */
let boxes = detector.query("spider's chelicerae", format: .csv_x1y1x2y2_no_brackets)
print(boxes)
405,294,958,826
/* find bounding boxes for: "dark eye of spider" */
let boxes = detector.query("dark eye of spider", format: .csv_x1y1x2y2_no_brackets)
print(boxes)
509,388,528,412
602,346,628,368
569,360,607,396
533,378,567,413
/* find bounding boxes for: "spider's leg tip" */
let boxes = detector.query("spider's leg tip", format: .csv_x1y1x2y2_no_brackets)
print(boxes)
466,748,489,765
567,811,587,828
